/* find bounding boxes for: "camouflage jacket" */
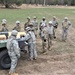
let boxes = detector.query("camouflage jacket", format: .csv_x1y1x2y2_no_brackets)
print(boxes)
22,31,36,44
62,21,71,29
0,27,8,32
13,26,21,32
7,36,20,58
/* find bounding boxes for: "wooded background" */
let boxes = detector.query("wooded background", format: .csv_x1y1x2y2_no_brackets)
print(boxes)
0,0,75,8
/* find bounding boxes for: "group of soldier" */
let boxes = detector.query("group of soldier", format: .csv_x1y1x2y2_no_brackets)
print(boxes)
1,16,72,75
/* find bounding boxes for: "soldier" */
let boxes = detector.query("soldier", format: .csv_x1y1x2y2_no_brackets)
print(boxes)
0,20,8,32
24,17,31,31
22,27,37,60
28,22,34,33
13,21,21,32
40,23,48,53
39,17,47,30
52,16,58,39
47,21,54,50
32,16,38,37
62,17,72,41
39,17,47,37
7,30,20,75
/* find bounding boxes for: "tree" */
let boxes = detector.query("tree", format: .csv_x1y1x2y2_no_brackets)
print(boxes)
43,0,46,6
71,0,75,6
0,0,23,8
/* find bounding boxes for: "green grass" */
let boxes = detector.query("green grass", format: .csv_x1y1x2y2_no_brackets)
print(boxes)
0,8,75,26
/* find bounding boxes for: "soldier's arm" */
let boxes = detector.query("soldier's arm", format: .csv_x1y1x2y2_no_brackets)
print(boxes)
21,33,31,41
62,21,64,27
68,21,72,29
39,22,42,30
6,28,8,31
24,23,27,28
0,28,4,32
36,22,38,30
18,26,21,32
68,21,72,26
54,22,58,28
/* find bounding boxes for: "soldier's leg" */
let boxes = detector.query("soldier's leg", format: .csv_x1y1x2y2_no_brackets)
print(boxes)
62,28,65,41
29,44,34,60
42,38,47,53
9,56,18,74
42,37,44,49
53,28,56,38
39,30,41,37
48,34,52,50
48,35,50,50
65,29,68,40
35,29,37,37
33,44,37,59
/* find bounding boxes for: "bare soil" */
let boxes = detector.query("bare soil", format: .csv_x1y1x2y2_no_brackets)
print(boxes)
0,25,75,75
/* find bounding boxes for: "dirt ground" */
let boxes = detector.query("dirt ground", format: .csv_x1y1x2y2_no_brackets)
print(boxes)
0,5,75,75
0,26,75,75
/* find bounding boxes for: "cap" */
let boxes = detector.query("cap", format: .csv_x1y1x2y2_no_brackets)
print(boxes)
26,27,31,31
64,17,68,20
53,16,56,19
11,30,18,36
27,17,30,19
2,19,7,23
2,21,6,25
49,21,52,24
33,16,36,19
43,17,45,19
16,21,20,24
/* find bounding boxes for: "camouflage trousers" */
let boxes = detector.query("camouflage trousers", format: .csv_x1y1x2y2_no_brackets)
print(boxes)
9,55,18,74
62,28,68,41
47,34,53,50
34,29,38,37
42,37,48,52
53,28,57,38
28,43,37,60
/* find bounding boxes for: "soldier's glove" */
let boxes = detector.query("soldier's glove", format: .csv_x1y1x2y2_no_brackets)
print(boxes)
54,25,58,28
44,39,46,42
17,54,20,59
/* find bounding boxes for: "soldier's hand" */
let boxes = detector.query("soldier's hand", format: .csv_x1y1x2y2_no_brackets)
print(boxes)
17,54,20,58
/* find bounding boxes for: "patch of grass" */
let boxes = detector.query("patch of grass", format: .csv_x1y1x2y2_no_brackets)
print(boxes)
0,8,75,26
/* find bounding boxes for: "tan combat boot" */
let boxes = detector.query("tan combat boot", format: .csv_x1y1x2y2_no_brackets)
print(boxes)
9,73,18,75
13,73,18,75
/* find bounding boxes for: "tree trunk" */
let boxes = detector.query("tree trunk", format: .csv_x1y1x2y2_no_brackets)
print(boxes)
5,4,9,8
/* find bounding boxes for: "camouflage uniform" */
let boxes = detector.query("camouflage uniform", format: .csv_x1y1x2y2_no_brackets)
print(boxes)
24,17,31,31
0,26,8,32
22,27,37,60
32,17,38,37
13,26,21,32
39,17,47,37
13,21,21,32
52,16,58,38
41,27,48,53
7,30,20,75
0,21,8,32
62,17,71,41
47,21,54,50
39,18,47,30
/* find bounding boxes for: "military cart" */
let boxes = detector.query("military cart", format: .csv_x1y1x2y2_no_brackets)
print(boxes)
0,32,27,69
